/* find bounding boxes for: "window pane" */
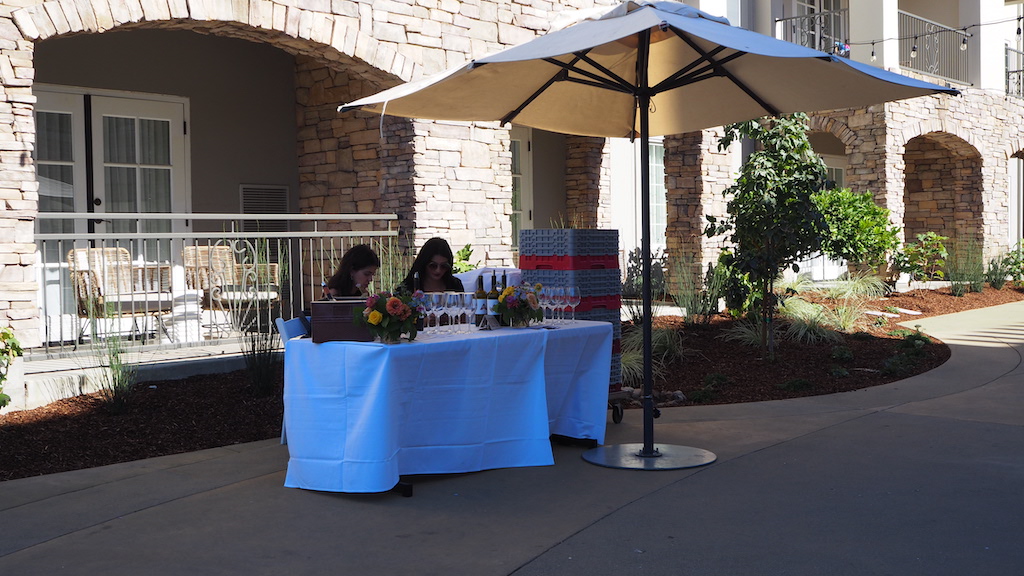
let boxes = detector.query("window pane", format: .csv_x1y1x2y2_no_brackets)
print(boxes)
38,164,75,212
139,119,170,165
36,112,73,162
511,140,521,175
106,166,138,213
649,143,667,248
141,168,171,212
103,116,136,164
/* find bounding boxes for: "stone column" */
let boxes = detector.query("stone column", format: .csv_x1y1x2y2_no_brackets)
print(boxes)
664,128,731,293
564,135,606,229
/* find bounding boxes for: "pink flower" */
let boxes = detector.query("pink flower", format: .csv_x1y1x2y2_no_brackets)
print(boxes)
527,293,540,310
365,295,379,308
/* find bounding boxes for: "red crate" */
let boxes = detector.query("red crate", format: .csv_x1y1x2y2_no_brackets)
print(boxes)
611,338,621,355
574,294,621,312
609,381,622,393
518,254,619,270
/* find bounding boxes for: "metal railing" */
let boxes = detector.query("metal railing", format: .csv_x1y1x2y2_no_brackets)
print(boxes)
32,212,406,360
898,11,969,84
1008,46,1024,99
776,9,850,57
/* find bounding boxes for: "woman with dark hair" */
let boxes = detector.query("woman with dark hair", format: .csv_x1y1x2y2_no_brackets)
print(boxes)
325,244,380,298
400,237,465,293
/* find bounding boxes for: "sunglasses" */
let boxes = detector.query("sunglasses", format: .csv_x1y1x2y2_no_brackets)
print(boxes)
427,261,451,272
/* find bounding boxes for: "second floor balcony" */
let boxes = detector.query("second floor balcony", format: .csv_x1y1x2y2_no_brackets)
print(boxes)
777,8,972,86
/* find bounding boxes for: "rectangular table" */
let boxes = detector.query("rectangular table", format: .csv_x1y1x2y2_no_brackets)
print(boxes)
283,320,613,493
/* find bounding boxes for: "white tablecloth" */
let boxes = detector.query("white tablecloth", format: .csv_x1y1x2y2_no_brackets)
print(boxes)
283,320,612,493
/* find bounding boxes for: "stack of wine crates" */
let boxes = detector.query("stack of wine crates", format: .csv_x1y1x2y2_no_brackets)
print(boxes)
519,229,625,420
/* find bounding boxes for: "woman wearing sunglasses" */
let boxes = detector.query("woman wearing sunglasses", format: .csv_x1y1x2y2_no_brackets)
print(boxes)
400,237,465,293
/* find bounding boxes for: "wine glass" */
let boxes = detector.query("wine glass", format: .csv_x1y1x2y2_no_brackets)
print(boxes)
462,292,476,332
549,286,565,324
445,292,461,334
538,286,552,324
566,286,582,323
428,292,446,335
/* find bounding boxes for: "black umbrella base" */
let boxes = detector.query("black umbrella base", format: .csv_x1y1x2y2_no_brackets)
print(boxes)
582,443,716,470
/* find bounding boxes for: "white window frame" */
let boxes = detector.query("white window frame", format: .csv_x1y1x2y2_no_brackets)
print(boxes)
510,126,534,248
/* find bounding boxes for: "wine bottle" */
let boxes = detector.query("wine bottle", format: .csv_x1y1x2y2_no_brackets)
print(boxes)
486,271,500,317
474,275,487,325
413,271,420,292
501,270,508,292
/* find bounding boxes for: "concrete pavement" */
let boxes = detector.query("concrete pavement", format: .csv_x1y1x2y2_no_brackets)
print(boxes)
1,302,1022,575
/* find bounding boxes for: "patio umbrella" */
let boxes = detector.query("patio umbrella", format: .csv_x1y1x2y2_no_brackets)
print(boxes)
339,0,959,470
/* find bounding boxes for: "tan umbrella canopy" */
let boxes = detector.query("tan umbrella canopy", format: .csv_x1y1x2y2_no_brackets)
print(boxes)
341,1,957,137
340,0,958,470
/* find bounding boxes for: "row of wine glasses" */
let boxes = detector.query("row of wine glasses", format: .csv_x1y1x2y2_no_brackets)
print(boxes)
420,285,584,336
538,285,582,324
422,292,475,335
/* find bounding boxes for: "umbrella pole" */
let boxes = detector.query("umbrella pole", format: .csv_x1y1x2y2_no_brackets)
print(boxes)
638,94,657,457
580,92,716,471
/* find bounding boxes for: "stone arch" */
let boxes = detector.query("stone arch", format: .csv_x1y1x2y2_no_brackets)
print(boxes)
900,118,986,158
806,115,859,151
11,0,419,84
902,132,983,248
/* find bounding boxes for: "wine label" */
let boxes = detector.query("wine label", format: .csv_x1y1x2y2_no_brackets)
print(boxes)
475,297,487,316
486,297,499,316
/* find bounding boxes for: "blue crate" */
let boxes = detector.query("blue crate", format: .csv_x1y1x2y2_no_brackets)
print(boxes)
574,308,621,339
521,269,621,298
610,352,622,386
519,229,619,257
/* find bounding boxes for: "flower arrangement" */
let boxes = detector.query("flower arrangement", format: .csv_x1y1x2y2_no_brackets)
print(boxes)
356,289,428,343
495,283,544,327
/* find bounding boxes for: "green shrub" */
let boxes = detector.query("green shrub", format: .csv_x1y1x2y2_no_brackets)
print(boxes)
893,232,948,282
829,366,850,378
947,237,985,296
0,327,23,409
825,273,890,300
831,345,854,362
670,258,726,326
812,187,899,271
985,255,1010,290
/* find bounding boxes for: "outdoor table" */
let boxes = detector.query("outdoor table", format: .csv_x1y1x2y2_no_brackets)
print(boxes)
282,320,613,493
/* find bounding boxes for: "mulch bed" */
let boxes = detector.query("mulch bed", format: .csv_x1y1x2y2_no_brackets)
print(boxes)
2,284,1022,482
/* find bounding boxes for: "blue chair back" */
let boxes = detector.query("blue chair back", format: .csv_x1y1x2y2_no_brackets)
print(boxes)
275,317,309,341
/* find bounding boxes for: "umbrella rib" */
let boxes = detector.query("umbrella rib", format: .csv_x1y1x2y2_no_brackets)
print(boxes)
674,33,781,116
653,44,731,92
544,55,635,94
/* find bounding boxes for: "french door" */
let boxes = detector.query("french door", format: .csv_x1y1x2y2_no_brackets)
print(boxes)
36,85,189,261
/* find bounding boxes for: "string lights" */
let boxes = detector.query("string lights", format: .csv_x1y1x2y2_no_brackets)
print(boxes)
845,13,1023,53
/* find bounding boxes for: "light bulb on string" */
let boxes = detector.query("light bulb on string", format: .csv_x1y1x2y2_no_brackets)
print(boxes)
960,34,968,52
870,42,876,62
910,37,918,59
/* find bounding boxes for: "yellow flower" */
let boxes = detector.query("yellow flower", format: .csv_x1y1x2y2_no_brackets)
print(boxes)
534,283,543,291
368,310,383,325
498,286,515,303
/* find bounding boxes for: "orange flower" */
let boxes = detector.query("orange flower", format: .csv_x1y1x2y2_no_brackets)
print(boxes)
385,297,404,316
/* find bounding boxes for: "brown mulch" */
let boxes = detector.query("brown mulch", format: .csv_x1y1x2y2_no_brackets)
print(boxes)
2,284,1023,482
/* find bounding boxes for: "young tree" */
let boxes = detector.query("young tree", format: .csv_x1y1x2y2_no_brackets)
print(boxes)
705,113,827,359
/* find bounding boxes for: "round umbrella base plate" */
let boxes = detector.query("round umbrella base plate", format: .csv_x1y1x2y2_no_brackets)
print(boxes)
582,443,716,470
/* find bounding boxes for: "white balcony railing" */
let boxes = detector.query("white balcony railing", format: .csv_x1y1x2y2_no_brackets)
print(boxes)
1008,46,1024,99
898,11,969,85
776,9,850,57
32,212,406,360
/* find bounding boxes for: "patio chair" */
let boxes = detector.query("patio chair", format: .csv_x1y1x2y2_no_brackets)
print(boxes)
184,244,281,335
66,247,174,344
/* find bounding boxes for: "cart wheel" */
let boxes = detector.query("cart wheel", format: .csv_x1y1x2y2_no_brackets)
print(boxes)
612,403,624,424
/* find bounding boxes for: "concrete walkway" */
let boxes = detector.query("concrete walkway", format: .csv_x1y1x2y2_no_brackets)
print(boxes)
1,302,1022,575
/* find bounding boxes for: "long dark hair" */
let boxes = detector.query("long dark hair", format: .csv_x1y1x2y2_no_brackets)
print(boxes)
401,237,460,291
327,244,380,297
